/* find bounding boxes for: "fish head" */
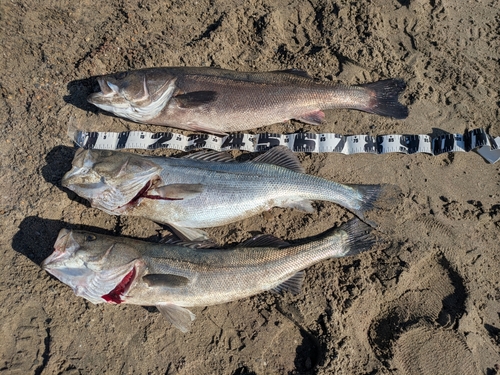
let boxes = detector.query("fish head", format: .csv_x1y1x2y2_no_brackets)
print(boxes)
62,149,162,214
42,229,144,304
87,69,178,122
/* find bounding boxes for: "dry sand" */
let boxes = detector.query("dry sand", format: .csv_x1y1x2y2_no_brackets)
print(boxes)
1,0,499,374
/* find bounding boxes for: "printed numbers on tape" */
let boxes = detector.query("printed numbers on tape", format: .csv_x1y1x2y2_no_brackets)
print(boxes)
73,128,500,164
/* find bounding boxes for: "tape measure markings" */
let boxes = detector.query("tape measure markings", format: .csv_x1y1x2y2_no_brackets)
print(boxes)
72,128,500,163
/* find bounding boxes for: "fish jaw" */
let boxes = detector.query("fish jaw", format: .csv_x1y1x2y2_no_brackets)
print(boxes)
87,76,131,113
88,73,177,123
41,229,79,271
42,229,144,305
62,165,132,214
62,149,162,214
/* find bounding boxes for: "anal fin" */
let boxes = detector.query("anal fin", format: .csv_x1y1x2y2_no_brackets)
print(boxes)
156,304,195,333
296,110,325,125
271,271,305,295
185,122,228,136
282,199,314,213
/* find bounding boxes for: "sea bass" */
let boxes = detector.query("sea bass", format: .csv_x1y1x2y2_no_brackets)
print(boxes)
87,67,408,134
62,147,400,241
42,219,377,332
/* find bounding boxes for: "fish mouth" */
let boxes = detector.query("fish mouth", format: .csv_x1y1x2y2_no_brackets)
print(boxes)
97,76,123,97
42,229,73,269
62,164,163,214
88,77,128,108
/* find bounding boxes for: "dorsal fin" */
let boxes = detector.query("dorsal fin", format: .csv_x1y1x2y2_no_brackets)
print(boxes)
271,271,305,295
239,234,290,248
274,69,312,79
161,237,217,249
251,146,305,173
182,151,235,163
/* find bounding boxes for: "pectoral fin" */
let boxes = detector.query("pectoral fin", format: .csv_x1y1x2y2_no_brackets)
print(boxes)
154,183,204,200
156,304,195,333
174,91,218,108
143,274,190,288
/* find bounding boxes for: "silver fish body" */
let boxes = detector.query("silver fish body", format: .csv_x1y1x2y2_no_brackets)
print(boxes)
88,67,408,134
62,147,399,240
42,219,376,332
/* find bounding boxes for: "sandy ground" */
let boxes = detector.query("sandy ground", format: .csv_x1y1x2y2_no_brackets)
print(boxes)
1,0,499,374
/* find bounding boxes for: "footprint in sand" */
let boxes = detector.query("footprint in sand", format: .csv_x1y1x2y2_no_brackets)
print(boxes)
367,253,480,373
392,322,480,375
0,301,49,374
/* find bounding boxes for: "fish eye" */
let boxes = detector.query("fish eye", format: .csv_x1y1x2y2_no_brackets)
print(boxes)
86,235,96,242
114,72,128,80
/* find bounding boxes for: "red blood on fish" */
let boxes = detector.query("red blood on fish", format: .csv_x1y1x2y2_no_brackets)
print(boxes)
128,181,152,205
101,268,136,304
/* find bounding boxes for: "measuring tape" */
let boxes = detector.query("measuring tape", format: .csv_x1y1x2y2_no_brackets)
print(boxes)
72,128,500,163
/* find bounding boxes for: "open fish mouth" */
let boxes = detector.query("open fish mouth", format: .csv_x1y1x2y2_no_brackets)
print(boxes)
43,228,143,305
41,229,73,269
96,77,117,96
62,149,165,214
88,77,128,107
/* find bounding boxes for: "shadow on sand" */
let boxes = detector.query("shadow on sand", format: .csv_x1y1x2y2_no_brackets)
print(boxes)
11,216,120,266
63,77,100,113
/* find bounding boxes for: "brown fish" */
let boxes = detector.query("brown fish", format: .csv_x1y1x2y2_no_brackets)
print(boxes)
88,67,408,135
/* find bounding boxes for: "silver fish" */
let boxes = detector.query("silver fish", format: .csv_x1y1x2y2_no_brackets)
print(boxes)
87,67,408,134
62,147,400,241
42,219,377,332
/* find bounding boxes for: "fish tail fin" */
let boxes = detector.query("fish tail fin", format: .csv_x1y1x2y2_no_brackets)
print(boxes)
333,218,377,258
358,79,408,119
344,184,402,229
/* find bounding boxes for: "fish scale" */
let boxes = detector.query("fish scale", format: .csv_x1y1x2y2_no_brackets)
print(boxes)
63,147,399,241
42,218,377,332
88,67,408,134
